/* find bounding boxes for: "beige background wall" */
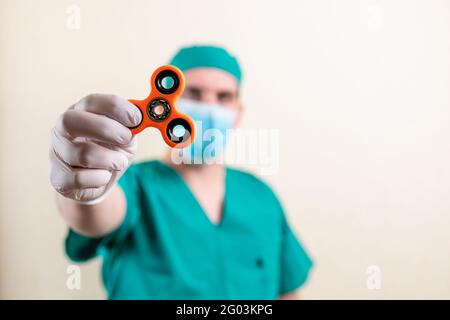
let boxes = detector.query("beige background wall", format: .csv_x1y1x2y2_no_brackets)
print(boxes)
1,0,449,299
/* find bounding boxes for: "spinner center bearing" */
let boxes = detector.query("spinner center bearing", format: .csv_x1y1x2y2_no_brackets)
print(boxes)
147,98,171,122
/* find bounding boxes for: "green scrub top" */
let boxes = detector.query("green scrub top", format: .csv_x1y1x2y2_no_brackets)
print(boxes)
65,160,313,299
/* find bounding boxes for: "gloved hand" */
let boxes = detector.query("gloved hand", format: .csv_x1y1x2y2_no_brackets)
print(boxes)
50,94,142,204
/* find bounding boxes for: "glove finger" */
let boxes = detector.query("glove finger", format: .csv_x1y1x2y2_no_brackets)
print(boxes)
73,94,142,128
52,128,129,171
62,186,108,202
50,148,112,192
56,109,133,145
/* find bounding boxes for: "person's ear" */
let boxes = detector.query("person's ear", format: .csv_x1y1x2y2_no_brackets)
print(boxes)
233,102,244,127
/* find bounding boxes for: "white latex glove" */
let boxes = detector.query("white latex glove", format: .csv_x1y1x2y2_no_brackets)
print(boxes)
50,94,142,204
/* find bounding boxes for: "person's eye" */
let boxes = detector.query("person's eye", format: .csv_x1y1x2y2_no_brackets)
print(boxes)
184,87,201,101
217,91,234,103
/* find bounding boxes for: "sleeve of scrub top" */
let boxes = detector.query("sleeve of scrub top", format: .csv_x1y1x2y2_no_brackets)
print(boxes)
279,208,314,295
64,165,142,262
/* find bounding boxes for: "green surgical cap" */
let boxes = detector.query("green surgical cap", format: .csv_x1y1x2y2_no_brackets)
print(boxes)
169,45,242,84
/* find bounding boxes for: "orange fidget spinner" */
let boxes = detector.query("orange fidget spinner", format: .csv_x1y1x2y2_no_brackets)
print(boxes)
128,65,195,148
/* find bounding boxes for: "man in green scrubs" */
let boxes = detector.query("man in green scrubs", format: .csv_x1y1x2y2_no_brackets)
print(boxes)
50,45,313,299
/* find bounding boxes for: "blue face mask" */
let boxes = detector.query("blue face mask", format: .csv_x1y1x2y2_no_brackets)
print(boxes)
177,99,237,164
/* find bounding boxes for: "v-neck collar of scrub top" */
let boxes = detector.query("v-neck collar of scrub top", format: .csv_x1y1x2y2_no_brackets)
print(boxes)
155,160,229,229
